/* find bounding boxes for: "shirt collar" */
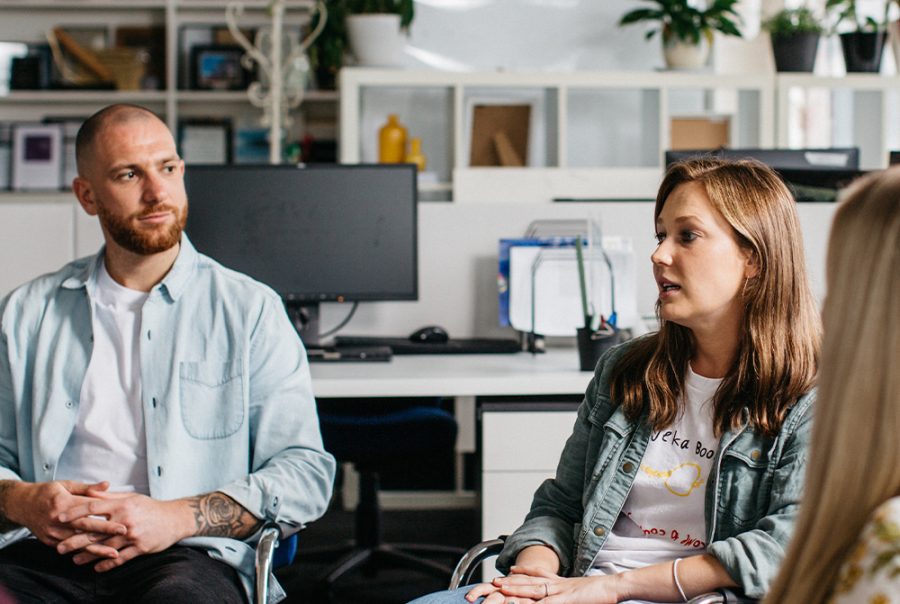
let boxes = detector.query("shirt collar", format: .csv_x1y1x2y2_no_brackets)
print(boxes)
59,233,198,302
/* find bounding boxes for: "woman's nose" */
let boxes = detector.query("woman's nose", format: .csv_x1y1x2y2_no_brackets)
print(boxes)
651,240,672,266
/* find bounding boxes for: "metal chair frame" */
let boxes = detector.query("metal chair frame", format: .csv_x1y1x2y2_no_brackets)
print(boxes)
255,526,298,604
449,538,756,604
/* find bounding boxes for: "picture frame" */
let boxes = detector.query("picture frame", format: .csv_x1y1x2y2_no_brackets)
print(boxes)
190,44,248,90
178,118,233,165
464,92,546,168
11,123,64,191
178,25,213,89
469,104,531,167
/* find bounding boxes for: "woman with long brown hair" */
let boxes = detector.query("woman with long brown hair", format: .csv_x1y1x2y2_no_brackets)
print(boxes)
765,167,900,603
410,157,820,604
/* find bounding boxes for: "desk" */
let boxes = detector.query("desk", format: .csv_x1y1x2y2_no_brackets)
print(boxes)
310,348,592,398
310,349,592,510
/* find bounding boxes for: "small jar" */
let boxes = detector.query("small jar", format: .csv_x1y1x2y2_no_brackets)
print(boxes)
404,136,426,172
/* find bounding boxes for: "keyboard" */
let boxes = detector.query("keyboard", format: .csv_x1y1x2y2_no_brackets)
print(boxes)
307,345,393,363
333,336,521,355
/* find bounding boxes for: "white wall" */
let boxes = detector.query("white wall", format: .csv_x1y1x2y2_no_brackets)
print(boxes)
321,200,837,340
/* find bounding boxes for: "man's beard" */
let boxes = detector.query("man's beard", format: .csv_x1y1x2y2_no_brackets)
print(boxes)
97,201,188,255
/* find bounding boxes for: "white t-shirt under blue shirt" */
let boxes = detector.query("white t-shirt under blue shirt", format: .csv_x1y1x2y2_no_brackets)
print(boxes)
55,261,150,494
590,365,722,576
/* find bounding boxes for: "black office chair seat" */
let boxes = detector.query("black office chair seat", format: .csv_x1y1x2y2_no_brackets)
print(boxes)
303,400,465,596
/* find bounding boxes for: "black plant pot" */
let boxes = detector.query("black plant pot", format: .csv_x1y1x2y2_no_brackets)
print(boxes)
840,31,887,73
770,32,820,72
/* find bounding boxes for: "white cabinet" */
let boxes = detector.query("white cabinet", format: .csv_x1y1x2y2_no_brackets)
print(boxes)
0,196,74,295
339,68,775,200
0,193,102,297
480,405,578,543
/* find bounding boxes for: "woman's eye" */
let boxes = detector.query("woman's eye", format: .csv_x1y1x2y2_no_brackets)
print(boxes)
681,231,698,242
654,232,665,244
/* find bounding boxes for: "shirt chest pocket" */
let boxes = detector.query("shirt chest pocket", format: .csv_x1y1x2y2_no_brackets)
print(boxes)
179,360,245,439
718,447,769,530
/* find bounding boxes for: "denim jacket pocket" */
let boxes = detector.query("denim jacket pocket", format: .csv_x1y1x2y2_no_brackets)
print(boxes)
717,447,768,531
179,360,245,439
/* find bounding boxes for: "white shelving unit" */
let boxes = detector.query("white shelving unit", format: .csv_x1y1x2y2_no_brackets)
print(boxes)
0,0,337,153
340,68,775,201
776,73,900,170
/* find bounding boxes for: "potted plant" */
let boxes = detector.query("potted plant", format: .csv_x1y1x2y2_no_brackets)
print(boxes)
343,0,414,67
309,1,348,89
618,0,743,70
762,7,825,72
826,0,888,72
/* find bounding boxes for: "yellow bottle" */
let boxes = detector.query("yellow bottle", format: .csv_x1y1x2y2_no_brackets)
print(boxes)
404,137,427,172
378,114,407,163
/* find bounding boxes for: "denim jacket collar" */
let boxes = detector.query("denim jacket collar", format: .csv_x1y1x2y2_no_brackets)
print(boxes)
58,234,199,303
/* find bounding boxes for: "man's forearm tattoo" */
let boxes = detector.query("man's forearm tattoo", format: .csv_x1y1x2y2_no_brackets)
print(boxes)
0,481,20,532
188,492,262,539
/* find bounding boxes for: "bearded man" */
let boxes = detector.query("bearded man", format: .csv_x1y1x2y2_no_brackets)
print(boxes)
0,104,335,603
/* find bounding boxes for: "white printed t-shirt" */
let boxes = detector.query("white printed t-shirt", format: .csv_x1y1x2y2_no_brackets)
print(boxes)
589,365,722,575
55,261,150,494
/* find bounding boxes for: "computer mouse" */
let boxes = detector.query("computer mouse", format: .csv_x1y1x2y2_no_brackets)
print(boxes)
409,325,450,343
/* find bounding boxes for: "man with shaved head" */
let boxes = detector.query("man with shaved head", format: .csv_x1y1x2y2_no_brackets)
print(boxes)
0,105,335,603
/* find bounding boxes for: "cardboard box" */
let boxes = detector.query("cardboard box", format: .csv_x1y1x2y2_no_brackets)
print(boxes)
670,116,730,151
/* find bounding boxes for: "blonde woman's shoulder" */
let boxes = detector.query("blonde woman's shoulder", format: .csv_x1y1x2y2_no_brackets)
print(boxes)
830,497,900,604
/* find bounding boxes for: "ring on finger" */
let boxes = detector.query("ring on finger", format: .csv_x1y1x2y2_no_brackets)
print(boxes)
544,582,550,598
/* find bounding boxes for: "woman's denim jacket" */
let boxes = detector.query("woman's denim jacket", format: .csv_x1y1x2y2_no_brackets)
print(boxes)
497,341,815,599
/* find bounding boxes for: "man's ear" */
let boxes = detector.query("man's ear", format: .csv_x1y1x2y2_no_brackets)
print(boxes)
72,177,98,216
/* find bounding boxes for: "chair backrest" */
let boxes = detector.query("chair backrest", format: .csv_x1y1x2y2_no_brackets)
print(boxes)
273,534,298,568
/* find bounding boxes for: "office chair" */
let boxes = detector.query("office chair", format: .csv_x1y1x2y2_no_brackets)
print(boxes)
304,398,465,596
256,526,299,604
449,537,757,604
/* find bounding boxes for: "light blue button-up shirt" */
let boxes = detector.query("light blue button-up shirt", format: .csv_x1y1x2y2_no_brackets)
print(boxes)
0,235,336,603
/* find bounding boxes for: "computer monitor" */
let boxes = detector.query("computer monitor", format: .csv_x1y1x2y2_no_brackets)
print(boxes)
184,164,418,345
664,147,865,201
664,147,860,170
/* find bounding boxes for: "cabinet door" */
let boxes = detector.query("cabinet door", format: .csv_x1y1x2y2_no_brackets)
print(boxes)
481,409,577,541
0,203,73,297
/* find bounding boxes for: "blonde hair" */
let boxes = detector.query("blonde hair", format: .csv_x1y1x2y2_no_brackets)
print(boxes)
611,158,820,436
765,167,900,603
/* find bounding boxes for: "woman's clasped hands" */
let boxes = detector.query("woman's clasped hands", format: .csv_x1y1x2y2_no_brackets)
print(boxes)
465,566,621,604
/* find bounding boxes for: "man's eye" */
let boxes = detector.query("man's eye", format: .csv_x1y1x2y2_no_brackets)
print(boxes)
119,171,136,180
164,165,176,173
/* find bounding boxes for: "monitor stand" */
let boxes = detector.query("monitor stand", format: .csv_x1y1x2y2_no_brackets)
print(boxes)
284,300,392,362
285,301,322,347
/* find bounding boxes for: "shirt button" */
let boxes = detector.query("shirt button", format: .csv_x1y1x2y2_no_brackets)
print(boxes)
65,401,74,409
151,397,158,408
622,462,635,473
156,466,162,476
751,450,761,461
42,463,51,471
593,526,606,537
147,330,152,341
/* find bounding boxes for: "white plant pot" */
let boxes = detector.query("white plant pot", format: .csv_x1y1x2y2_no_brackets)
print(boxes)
662,36,710,70
890,20,900,74
347,14,406,67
